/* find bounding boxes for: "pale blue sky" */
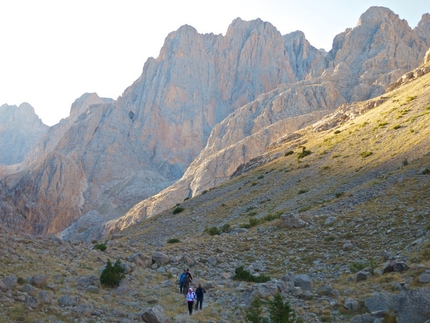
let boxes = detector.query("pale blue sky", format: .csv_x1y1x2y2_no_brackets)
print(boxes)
1,0,428,126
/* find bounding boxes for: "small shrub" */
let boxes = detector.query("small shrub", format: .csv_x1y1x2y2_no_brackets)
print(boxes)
378,122,388,128
334,130,341,134
233,266,271,283
402,158,409,166
267,293,297,323
422,168,430,175
249,217,260,227
202,190,208,194
257,175,264,179
221,223,231,233
167,238,180,243
359,151,373,158
17,277,26,285
284,150,294,157
206,226,221,236
349,261,368,273
172,206,184,214
405,95,417,102
392,124,401,130
297,146,312,159
94,243,107,251
245,297,268,323
100,259,125,287
335,192,344,198
298,189,308,195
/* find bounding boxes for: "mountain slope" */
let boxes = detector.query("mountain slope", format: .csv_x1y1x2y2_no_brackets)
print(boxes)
1,57,429,323
106,6,430,235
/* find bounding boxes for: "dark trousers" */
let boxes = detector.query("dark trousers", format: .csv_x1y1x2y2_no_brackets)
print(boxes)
179,281,184,293
195,297,203,309
187,301,194,314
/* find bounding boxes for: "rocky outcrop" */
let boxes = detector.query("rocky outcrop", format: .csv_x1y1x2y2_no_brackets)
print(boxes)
2,7,430,240
106,6,430,234
0,103,47,166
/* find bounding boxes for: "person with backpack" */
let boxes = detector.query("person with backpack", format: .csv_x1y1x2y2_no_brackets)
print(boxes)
195,283,206,310
185,287,196,315
179,269,187,293
182,273,191,295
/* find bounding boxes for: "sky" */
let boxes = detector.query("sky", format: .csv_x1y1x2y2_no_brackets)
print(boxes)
1,0,428,126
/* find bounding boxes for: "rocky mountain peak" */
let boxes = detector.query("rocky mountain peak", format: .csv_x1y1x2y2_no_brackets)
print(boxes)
0,103,47,166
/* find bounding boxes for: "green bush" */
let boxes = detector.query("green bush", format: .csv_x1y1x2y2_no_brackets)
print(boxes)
233,266,271,283
297,146,312,159
94,243,107,251
335,192,344,198
349,261,368,273
245,294,299,323
206,226,221,236
284,150,294,157
172,206,184,214
245,297,268,323
267,293,297,323
221,223,231,233
167,238,180,243
100,259,125,287
359,151,373,158
422,168,430,175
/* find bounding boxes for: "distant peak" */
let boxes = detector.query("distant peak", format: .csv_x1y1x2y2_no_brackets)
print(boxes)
358,6,400,26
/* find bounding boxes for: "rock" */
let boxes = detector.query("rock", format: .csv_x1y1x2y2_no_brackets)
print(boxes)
364,293,390,313
294,274,312,291
2,275,17,290
280,214,309,229
390,288,430,323
141,305,166,323
355,270,372,282
382,260,409,273
127,253,152,267
30,274,47,288
58,295,79,307
349,314,377,323
152,251,170,265
343,240,355,250
419,273,430,284
316,284,333,295
344,297,361,311
252,282,279,298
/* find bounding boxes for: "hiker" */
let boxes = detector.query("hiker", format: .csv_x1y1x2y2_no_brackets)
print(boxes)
195,283,206,310
186,268,193,282
185,287,196,315
182,272,191,295
179,269,187,293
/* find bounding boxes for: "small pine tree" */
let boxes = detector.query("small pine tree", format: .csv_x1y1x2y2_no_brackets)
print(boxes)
245,297,269,323
100,259,125,287
267,293,296,323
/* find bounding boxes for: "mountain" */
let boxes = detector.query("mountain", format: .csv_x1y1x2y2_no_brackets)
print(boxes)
1,6,430,241
105,6,430,234
0,103,47,166
1,57,429,323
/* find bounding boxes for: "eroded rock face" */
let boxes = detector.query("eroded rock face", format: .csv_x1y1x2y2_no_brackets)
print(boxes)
3,7,430,240
107,8,430,234
0,103,48,166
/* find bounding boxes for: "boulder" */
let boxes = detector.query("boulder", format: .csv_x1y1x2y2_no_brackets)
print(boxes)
30,274,48,288
382,260,409,273
141,305,166,323
280,214,308,229
2,275,17,290
344,298,361,311
152,251,170,265
294,274,312,291
127,253,152,267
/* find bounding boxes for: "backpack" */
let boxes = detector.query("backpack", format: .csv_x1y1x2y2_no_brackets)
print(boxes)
179,273,186,283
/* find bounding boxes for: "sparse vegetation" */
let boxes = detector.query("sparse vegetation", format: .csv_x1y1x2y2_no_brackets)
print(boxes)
100,259,125,287
297,146,312,159
285,150,294,156
233,266,271,283
167,238,180,243
359,151,373,158
172,206,184,214
94,242,107,251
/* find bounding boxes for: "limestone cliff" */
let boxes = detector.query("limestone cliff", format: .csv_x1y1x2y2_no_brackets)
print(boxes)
106,6,430,234
0,103,47,166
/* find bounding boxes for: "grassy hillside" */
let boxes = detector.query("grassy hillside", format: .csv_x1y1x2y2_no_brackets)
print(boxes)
0,67,429,322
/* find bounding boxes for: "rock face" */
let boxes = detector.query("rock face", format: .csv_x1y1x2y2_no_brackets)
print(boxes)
0,103,47,165
106,7,430,234
1,7,430,239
